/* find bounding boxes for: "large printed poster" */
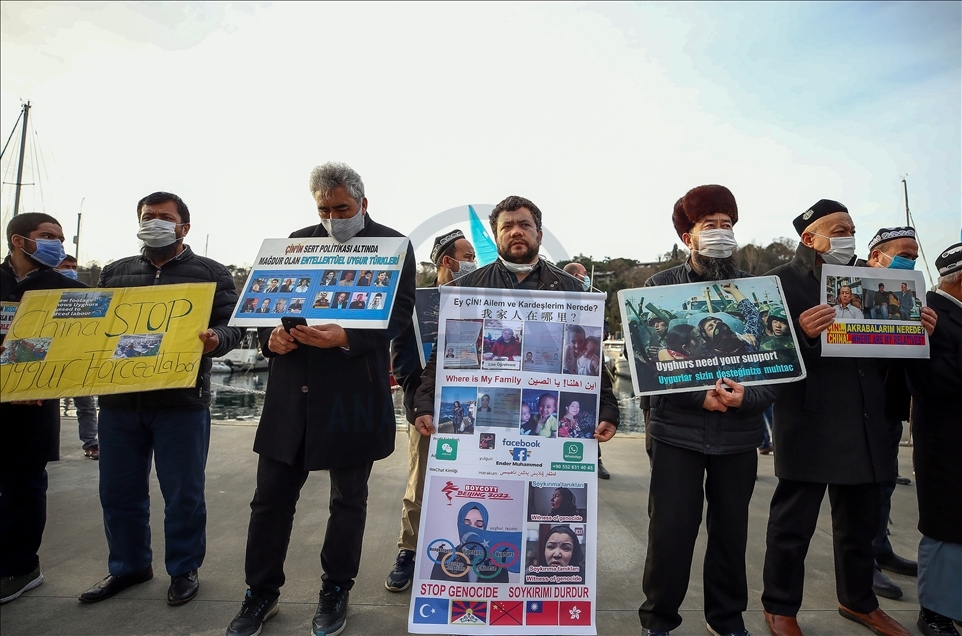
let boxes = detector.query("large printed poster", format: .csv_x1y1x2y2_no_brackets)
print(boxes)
228,236,408,328
820,264,929,358
410,286,604,635
1,283,215,401
618,276,806,396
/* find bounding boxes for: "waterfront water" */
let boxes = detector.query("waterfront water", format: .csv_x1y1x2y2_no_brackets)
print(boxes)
209,362,646,434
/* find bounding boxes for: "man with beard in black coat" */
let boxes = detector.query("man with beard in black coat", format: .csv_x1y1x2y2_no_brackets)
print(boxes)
905,243,962,636
412,195,619,443
1,213,87,605
637,185,774,636
760,200,926,636
226,162,415,636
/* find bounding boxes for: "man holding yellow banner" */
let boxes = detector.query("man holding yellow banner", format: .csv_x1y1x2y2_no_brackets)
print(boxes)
78,192,243,607
1,213,87,605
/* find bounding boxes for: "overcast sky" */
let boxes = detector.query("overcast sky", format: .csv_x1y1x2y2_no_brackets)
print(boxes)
1,1,959,285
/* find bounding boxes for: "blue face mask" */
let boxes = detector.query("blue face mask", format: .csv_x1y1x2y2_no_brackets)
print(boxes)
21,236,67,268
581,275,591,292
59,268,79,280
884,253,916,270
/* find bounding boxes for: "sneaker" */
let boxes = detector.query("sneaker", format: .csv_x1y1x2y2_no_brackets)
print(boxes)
312,585,349,636
707,625,753,636
226,589,279,636
1,567,43,604
385,550,416,592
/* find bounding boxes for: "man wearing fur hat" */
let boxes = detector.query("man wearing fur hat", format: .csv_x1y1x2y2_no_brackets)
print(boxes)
638,185,775,636
760,201,922,636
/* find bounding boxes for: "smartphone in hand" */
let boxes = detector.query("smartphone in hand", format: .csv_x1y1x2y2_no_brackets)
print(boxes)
281,316,308,333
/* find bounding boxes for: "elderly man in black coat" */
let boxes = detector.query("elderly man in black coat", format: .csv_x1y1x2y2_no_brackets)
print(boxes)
760,200,916,636
226,163,416,636
635,185,774,636
905,243,962,636
0,213,87,605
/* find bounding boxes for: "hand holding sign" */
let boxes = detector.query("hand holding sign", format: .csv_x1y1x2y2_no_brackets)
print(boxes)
415,414,435,437
799,304,836,338
920,306,937,336
199,329,220,354
594,421,616,442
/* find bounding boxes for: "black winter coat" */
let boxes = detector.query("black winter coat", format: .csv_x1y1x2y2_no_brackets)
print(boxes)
643,261,773,454
253,215,416,470
96,245,244,411
767,244,894,484
413,259,620,427
1,258,88,464
906,291,962,543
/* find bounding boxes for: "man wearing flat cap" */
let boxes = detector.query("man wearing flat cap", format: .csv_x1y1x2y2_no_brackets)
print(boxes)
760,200,918,636
637,185,775,636
863,225,938,601
383,229,476,594
904,242,962,636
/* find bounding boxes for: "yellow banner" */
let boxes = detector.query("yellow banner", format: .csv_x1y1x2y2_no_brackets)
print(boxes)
0,283,215,402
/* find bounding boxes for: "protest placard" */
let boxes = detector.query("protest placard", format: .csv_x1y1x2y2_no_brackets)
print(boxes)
0,283,215,402
820,264,929,358
414,287,441,368
410,286,603,635
228,236,408,328
617,276,806,396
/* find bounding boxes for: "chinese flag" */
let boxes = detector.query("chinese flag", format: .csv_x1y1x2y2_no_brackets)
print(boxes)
490,600,523,626
525,600,559,625
560,601,592,626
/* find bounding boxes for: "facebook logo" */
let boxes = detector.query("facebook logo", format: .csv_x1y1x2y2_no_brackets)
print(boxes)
413,597,449,624
511,448,528,461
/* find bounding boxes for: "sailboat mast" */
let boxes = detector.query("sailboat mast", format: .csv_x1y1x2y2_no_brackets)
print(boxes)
901,177,910,225
12,101,31,217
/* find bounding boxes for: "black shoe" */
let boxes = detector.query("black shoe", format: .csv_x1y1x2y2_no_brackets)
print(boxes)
598,459,611,480
872,567,902,599
167,569,199,606
312,584,349,636
895,474,912,485
226,590,279,636
79,566,153,603
876,550,918,576
385,549,415,592
918,607,961,636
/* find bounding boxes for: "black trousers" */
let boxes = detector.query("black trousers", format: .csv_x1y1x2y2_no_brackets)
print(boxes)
0,462,47,577
244,455,373,599
638,439,758,634
873,419,903,556
762,479,880,616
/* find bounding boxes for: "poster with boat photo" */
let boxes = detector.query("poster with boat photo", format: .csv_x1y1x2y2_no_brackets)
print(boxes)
617,276,806,396
228,236,408,329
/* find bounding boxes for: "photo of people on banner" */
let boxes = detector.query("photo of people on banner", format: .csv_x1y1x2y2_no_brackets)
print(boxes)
419,477,524,584
618,276,806,396
228,236,407,328
820,264,929,358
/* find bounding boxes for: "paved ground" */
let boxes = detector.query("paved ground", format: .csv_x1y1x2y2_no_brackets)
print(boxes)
1,418,926,636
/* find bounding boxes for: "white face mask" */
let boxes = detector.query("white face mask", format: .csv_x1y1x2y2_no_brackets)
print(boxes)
450,260,477,280
694,229,738,259
499,256,538,273
814,234,857,265
137,219,181,248
321,208,365,243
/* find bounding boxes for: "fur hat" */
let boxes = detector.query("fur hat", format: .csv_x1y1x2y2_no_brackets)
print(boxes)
671,185,738,239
